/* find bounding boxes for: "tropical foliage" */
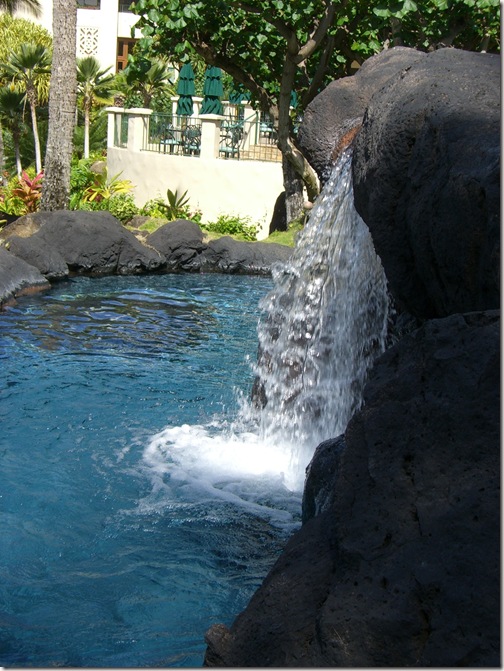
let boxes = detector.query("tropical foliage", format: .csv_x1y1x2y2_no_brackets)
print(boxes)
0,0,41,15
0,13,51,64
76,56,115,158
201,213,258,241
140,187,202,222
131,0,500,221
116,55,176,110
0,41,51,173
10,168,42,211
0,167,43,215
0,86,25,176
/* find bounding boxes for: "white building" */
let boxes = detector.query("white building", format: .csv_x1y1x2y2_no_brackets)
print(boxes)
17,0,140,73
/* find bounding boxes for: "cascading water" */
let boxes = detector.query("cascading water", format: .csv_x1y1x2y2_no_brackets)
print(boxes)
145,148,389,494
254,148,389,485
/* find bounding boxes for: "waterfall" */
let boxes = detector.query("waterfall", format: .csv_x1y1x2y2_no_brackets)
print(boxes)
139,148,390,501
254,148,389,481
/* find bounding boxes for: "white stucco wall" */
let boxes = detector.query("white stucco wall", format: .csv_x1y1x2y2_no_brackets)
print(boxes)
13,0,140,73
107,147,284,239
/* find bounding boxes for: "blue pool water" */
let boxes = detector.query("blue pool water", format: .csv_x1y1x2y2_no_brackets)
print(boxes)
0,274,302,667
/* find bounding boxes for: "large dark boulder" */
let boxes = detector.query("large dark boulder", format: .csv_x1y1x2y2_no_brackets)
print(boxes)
0,246,50,308
352,48,500,319
297,47,425,182
6,234,69,280
205,310,500,667
200,236,292,274
146,219,207,271
3,210,165,276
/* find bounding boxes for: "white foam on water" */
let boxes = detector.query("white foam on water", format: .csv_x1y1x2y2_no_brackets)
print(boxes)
138,418,304,531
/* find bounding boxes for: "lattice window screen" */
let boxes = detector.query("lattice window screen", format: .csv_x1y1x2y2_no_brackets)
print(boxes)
77,27,99,57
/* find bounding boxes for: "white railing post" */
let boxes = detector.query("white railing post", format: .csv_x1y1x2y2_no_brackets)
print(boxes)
199,114,224,159
242,103,257,150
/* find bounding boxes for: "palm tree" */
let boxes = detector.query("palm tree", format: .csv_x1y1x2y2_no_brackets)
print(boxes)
116,57,175,108
40,0,77,210
0,86,25,176
76,56,115,159
0,0,44,183
0,0,41,17
1,42,51,173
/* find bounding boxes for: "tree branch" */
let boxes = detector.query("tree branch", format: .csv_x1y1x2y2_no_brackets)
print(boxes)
296,0,336,62
193,39,273,112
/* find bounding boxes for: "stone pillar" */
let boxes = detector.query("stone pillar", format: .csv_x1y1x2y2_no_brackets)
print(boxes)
125,108,152,152
199,115,224,159
105,107,125,148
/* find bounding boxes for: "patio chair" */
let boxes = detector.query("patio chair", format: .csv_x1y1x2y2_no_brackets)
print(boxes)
260,120,276,143
182,125,201,156
219,124,243,159
159,124,182,154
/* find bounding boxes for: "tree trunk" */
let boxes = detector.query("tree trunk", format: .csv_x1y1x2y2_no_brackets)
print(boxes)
0,121,6,185
84,105,90,159
13,130,21,178
275,48,320,225
28,91,42,173
40,0,76,211
282,154,304,223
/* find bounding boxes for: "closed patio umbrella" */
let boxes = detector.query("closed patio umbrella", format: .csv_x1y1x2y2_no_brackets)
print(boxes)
228,81,250,104
176,62,195,116
200,65,223,115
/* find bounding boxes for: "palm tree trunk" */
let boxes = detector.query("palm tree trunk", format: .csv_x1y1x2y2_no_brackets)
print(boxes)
0,120,6,185
40,0,77,210
84,105,90,159
14,131,22,177
28,91,42,173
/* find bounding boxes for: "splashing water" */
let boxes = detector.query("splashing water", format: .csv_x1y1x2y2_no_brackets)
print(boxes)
254,148,389,485
146,149,390,494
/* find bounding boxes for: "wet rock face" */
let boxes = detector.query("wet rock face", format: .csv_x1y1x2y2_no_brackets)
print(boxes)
204,311,500,667
351,48,500,320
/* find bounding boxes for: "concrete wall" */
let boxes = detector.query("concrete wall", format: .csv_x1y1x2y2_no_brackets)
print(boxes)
107,147,284,239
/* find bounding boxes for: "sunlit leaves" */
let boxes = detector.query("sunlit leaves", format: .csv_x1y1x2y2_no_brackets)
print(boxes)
131,0,500,118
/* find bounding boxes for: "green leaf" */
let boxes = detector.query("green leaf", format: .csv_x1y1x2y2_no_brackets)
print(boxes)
403,0,418,12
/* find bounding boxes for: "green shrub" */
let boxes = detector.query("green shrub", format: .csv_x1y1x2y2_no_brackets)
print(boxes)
106,194,139,223
69,154,104,209
74,193,139,224
139,198,167,219
140,188,202,224
201,213,258,241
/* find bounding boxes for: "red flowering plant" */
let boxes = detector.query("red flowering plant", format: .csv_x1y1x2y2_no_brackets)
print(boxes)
0,170,44,219
10,170,44,213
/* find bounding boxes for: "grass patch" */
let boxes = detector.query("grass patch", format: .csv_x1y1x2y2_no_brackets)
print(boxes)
125,216,303,247
263,222,303,247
